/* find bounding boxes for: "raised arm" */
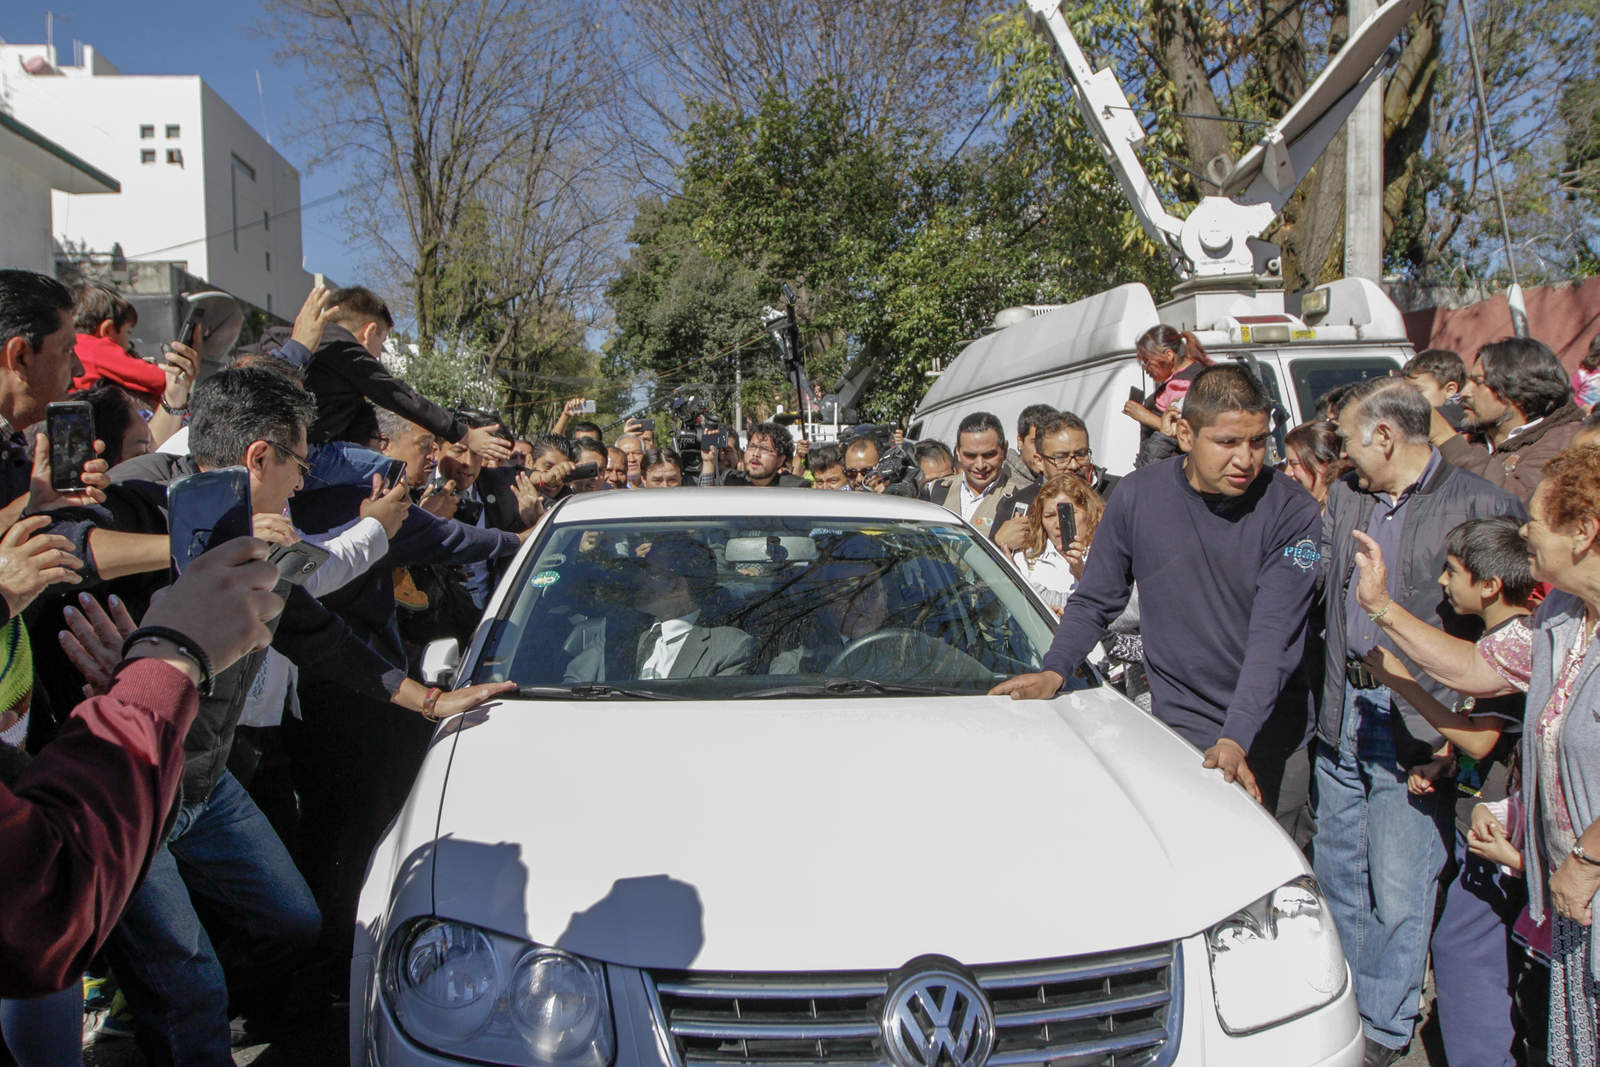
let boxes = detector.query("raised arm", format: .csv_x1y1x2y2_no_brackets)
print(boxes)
1351,530,1517,697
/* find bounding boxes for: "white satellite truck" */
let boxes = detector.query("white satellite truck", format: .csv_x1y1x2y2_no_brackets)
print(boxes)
909,0,1424,473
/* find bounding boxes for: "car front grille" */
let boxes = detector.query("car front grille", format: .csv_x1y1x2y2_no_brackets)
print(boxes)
645,943,1180,1067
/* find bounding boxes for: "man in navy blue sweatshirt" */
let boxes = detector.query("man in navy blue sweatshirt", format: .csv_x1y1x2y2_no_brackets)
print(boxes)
992,364,1322,811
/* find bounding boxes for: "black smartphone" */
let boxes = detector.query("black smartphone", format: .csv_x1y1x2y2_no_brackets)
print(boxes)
175,304,205,348
1128,384,1145,405
167,467,252,574
1057,501,1077,546
267,539,331,589
380,457,408,490
426,463,449,495
563,462,599,483
46,401,95,492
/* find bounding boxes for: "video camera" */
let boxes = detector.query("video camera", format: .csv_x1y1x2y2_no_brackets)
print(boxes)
667,388,725,482
844,425,923,498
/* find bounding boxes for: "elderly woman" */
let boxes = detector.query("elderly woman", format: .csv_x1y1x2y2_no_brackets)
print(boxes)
1355,444,1600,1065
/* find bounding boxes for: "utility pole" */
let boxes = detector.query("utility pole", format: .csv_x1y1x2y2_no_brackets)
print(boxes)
1344,0,1384,281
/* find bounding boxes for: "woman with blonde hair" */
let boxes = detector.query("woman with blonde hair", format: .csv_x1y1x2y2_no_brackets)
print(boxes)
1009,474,1104,615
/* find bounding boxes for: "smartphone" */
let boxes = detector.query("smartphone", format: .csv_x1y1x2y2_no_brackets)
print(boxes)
175,304,205,349
267,539,331,589
46,401,95,492
313,271,328,290
1057,501,1077,547
578,399,597,415
1127,384,1145,405
562,462,599,483
167,467,252,574
380,457,408,490
426,463,450,496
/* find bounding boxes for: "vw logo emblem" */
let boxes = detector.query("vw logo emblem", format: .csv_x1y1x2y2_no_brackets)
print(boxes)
880,957,995,1067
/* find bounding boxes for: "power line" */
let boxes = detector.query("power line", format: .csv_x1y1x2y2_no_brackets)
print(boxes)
122,190,346,260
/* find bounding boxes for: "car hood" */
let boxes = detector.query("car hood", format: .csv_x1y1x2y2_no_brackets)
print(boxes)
428,692,1306,972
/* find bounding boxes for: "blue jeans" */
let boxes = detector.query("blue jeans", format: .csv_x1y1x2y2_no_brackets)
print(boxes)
306,440,391,490
0,982,83,1067
104,771,320,1066
1312,683,1451,1051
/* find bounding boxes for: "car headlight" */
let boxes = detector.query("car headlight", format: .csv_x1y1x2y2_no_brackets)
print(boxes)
1206,876,1347,1034
383,918,615,1067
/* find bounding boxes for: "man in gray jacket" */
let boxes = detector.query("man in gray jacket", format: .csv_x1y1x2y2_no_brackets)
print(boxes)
1314,376,1524,1065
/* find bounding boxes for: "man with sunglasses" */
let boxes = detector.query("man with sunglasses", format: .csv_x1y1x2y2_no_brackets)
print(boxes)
992,412,1119,551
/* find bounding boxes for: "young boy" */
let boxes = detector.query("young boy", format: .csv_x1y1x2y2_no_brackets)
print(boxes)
1358,515,1537,1067
1402,347,1468,430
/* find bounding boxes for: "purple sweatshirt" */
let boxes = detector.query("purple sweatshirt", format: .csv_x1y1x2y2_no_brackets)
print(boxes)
1041,457,1322,751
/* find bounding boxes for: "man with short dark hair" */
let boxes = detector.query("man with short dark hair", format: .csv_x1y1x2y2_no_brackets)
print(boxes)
1008,403,1058,484
808,443,848,490
992,412,1119,549
1315,374,1523,1063
1446,336,1585,503
1402,348,1467,430
721,421,804,487
927,412,1013,534
642,447,686,488
603,446,628,489
297,285,509,464
914,439,954,483
0,271,84,510
992,366,1322,819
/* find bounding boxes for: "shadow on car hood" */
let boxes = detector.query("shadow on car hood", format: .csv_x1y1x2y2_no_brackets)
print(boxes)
427,692,1306,971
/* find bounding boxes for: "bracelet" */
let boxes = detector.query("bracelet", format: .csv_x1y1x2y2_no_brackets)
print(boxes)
121,626,213,695
423,687,443,719
1367,601,1393,624
1573,843,1600,868
159,396,189,415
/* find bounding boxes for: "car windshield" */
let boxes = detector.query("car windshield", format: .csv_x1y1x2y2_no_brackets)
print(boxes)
470,516,1074,698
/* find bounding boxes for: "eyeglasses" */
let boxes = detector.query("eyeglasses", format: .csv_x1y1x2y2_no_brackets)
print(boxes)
843,467,874,478
269,441,313,477
746,442,780,456
1040,449,1093,466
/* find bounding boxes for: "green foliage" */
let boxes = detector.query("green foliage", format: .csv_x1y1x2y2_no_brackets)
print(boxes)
607,17,1171,424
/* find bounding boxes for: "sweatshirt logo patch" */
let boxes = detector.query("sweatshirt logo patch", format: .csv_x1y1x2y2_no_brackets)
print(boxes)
1284,539,1321,570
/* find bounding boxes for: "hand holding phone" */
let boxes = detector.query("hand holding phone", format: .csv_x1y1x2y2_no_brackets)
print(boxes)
46,402,95,492
1056,501,1077,549
1127,384,1145,405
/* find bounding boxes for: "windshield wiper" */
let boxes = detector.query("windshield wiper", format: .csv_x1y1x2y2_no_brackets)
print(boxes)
513,684,672,700
745,678,975,698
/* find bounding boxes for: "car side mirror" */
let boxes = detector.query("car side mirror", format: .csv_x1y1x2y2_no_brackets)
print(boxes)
420,638,461,688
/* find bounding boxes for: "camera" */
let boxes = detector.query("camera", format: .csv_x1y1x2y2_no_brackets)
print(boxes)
668,388,725,481
866,440,924,498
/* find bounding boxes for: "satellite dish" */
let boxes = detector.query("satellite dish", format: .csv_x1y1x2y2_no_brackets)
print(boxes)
184,291,244,364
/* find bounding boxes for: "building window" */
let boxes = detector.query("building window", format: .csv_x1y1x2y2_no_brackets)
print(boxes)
140,149,156,164
263,210,270,232
230,154,257,252
165,124,180,139
166,148,183,165
139,124,154,139
267,294,273,313
265,251,272,271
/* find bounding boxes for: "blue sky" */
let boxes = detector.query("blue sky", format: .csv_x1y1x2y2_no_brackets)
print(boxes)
1,3,363,283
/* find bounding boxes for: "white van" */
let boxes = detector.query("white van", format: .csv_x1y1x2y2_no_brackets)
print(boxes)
910,277,1413,475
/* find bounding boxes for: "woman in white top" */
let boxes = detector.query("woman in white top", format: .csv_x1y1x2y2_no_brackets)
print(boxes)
1009,474,1104,615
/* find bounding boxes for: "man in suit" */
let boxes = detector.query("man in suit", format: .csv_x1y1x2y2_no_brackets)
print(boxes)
566,537,752,682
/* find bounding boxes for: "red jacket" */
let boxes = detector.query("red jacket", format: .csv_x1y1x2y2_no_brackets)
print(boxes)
73,333,167,407
0,658,198,996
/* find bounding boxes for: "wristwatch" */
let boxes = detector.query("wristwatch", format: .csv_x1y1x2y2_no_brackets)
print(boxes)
1572,843,1600,867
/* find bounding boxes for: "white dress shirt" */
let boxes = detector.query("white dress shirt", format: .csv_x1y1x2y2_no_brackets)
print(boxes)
638,611,702,679
958,477,1001,522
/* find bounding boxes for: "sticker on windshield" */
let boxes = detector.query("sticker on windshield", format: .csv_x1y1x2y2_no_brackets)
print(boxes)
531,569,561,588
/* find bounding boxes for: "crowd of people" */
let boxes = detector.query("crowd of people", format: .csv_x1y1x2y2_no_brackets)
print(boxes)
2,273,1600,1067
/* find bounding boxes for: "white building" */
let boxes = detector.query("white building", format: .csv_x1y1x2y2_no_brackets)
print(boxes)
0,42,312,316
0,110,118,274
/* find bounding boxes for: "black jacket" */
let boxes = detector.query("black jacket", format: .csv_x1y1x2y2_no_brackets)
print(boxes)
304,324,468,447
1317,456,1524,751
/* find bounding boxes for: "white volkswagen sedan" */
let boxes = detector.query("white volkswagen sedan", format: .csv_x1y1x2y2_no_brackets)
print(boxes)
352,489,1362,1067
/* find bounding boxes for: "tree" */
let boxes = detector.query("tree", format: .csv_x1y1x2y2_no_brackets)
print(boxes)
263,0,616,397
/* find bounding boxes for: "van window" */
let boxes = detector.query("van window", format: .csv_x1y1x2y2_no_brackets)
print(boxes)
1288,356,1402,419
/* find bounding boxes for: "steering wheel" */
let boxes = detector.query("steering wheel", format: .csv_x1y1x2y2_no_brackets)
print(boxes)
823,628,927,676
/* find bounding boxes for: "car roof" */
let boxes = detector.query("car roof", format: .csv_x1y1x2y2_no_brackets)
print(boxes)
546,487,958,524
